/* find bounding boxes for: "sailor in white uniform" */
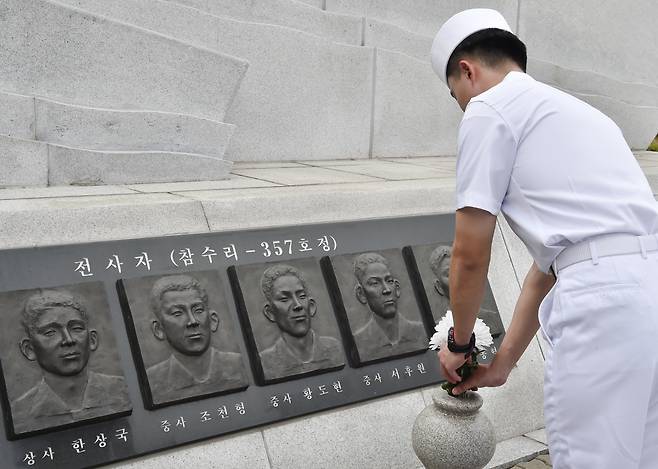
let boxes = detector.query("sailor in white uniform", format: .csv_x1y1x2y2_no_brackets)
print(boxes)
431,9,658,469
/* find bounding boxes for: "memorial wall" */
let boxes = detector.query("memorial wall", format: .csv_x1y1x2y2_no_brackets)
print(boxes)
0,1,655,467
0,215,513,468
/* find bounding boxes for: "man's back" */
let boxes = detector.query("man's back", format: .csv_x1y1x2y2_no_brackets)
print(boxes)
458,71,658,271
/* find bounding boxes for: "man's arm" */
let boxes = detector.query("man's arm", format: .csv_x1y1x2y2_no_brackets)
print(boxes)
439,207,496,383
451,260,556,394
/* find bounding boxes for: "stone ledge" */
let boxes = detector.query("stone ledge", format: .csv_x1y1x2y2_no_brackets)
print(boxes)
485,436,548,469
1,0,248,121
0,193,209,249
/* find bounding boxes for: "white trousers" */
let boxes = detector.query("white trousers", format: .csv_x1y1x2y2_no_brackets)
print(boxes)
539,249,658,469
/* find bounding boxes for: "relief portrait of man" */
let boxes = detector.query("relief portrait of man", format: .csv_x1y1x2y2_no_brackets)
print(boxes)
351,252,427,363
428,245,504,337
145,274,248,405
258,264,343,381
10,289,131,435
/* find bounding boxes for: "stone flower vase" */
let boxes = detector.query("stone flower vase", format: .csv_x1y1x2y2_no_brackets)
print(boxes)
412,389,496,469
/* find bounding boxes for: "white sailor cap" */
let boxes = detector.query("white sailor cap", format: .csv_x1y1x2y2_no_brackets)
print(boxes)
431,9,513,85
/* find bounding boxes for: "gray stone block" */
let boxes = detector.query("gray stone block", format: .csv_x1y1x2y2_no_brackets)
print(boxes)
127,175,281,193
0,90,35,139
170,0,362,45
53,0,374,161
105,430,270,469
524,429,548,445
520,2,658,148
0,185,137,200
484,436,547,469
373,49,463,158
179,179,456,231
231,166,383,185
220,21,373,161
0,0,248,121
519,1,657,90
365,18,432,62
528,60,658,150
327,161,455,180
263,390,426,469
34,98,235,158
48,145,232,185
326,0,519,37
0,135,48,187
528,59,658,108
0,193,209,248
295,0,324,8
385,156,457,170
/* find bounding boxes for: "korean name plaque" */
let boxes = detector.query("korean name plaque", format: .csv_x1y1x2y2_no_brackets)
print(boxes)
0,215,504,468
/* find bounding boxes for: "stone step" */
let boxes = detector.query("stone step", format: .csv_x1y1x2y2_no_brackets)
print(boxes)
0,0,248,123
49,146,232,186
0,91,35,140
0,135,232,188
0,91,235,158
0,135,49,187
294,0,323,8
326,0,519,38
60,0,374,162
165,0,362,45
372,49,462,158
528,59,658,150
364,18,432,62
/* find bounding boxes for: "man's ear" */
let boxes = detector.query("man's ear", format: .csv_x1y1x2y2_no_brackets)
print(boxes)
89,329,98,352
263,304,276,323
209,310,219,332
434,279,446,297
308,298,317,318
151,320,166,341
394,279,401,298
19,338,36,361
459,59,474,81
355,284,367,305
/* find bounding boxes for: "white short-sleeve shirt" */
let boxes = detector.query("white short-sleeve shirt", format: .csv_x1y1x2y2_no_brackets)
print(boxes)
456,71,658,273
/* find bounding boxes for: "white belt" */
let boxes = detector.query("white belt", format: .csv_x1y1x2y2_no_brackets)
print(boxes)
553,233,658,274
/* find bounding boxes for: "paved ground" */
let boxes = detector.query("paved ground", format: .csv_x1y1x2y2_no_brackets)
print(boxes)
513,453,551,468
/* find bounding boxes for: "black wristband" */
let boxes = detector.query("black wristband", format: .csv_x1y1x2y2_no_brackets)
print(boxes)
447,326,476,357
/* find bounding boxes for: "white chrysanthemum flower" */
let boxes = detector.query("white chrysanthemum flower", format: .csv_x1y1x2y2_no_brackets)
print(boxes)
428,310,494,351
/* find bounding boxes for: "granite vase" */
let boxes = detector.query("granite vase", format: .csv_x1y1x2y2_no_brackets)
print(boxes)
412,390,495,469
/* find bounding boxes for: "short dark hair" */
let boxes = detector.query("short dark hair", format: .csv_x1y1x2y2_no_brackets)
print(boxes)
446,28,527,80
260,264,308,303
22,290,88,336
150,275,208,318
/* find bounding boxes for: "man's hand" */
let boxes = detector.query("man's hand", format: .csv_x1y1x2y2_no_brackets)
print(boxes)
438,348,468,384
450,360,512,395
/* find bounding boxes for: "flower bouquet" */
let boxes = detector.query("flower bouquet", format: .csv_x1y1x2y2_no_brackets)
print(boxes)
429,310,493,397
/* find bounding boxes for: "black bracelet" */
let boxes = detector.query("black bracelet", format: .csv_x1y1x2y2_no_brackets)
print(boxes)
447,326,476,357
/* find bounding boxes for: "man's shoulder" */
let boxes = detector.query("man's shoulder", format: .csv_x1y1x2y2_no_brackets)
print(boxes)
317,334,342,352
353,319,376,338
211,348,244,370
11,383,41,415
89,371,127,389
146,356,172,383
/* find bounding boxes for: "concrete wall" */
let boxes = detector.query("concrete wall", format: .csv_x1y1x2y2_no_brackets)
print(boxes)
2,0,653,177
519,0,658,149
0,0,247,122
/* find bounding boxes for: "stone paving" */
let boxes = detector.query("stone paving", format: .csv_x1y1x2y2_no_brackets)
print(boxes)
513,453,552,468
